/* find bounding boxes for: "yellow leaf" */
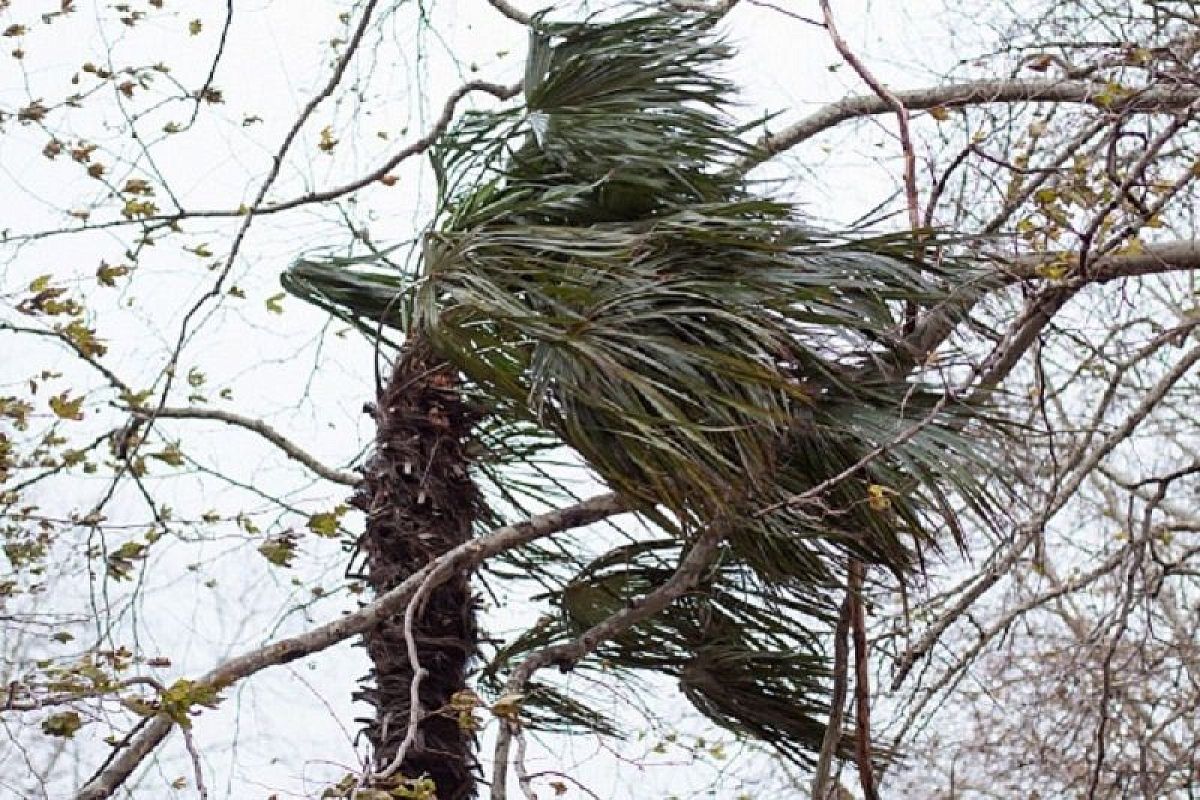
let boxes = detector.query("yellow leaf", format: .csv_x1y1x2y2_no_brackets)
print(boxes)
41,711,83,738
490,693,525,721
151,443,184,467
1034,187,1058,205
121,198,158,219
122,178,154,196
96,262,131,286
59,320,107,357
188,18,201,35
265,292,286,314
306,506,345,537
49,392,85,420
1035,255,1072,280
318,126,337,153
927,105,949,122
866,484,892,511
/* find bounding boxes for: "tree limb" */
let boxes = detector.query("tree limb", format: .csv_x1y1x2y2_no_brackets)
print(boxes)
894,238,1200,379
892,341,1200,689
136,405,360,486
73,492,628,800
489,526,724,800
812,581,853,799
745,79,1200,170
483,0,532,24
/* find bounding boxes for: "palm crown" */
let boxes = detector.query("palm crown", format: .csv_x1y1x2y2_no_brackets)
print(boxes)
284,9,995,768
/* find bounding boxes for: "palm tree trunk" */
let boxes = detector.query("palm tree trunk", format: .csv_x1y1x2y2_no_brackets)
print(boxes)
349,335,482,799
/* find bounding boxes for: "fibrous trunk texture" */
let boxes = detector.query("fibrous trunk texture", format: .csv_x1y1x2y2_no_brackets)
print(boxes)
349,336,482,799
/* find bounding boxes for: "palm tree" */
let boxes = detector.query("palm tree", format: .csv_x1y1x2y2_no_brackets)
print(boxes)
283,10,994,798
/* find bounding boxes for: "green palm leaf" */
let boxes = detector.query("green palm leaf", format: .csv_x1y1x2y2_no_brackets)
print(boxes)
284,8,1000,766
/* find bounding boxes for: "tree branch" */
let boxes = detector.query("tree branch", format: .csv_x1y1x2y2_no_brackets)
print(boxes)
73,492,628,800
489,526,724,800
812,581,852,799
848,561,878,800
894,238,1200,379
484,0,532,25
745,79,1200,170
892,342,1200,689
135,406,359,486
818,0,920,234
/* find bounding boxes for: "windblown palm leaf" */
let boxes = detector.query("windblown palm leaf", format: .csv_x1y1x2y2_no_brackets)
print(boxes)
285,8,998,768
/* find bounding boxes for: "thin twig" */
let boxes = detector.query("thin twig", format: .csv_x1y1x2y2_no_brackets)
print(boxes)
818,0,920,232
136,406,359,485
513,727,538,800
848,560,878,800
179,724,209,800
490,526,724,800
812,584,853,799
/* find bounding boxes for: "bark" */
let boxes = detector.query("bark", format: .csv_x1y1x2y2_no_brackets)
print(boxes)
350,336,483,799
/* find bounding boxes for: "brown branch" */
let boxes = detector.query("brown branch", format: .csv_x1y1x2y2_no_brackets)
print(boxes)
489,526,724,800
73,492,628,800
817,0,924,334
812,581,853,799
848,561,878,800
135,406,359,486
484,0,532,24
893,238,1200,380
744,79,1200,170
818,0,919,234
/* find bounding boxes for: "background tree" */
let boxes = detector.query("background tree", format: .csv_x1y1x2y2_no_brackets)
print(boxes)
2,1,1200,799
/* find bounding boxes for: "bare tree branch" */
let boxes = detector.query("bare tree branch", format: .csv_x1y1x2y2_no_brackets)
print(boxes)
489,525,724,800
813,579,853,799
819,0,920,233
745,79,1200,170
136,406,359,486
74,492,628,800
484,0,532,25
849,561,878,800
895,238,1200,378
892,342,1200,689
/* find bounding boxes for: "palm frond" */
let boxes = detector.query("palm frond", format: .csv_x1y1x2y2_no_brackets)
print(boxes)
283,7,1002,767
